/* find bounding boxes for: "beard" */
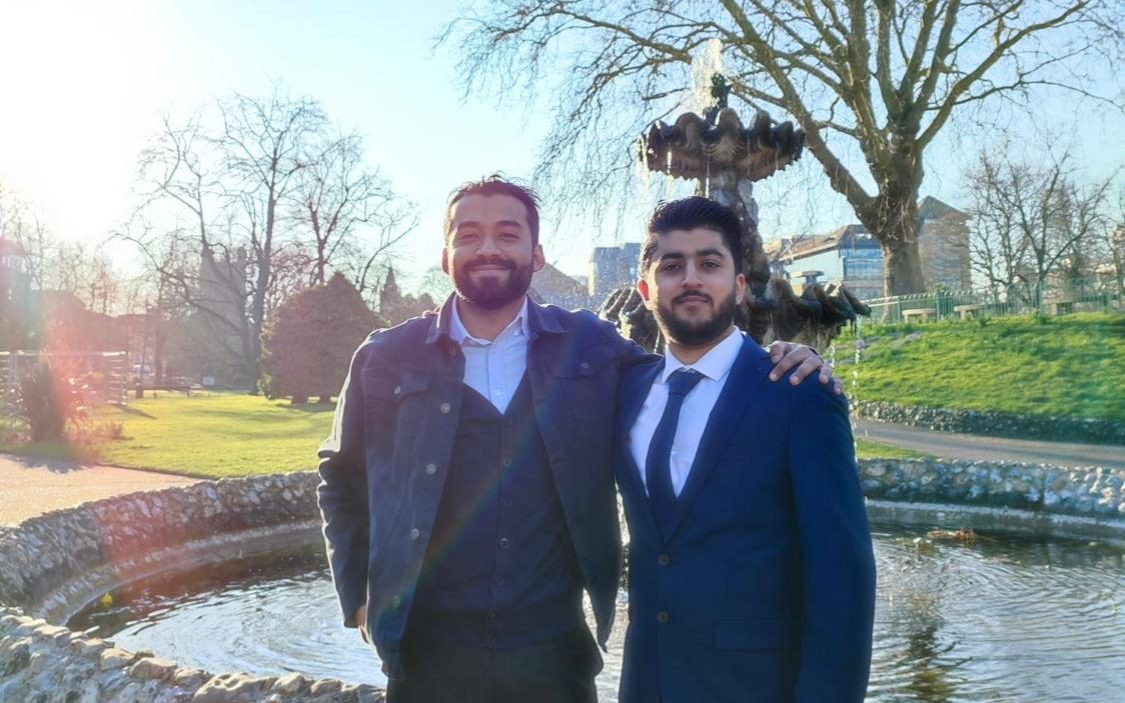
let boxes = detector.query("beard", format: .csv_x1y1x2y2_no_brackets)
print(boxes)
452,256,534,310
655,289,739,347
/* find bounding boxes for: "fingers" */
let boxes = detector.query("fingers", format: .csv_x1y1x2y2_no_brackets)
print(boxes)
768,343,806,381
787,354,821,384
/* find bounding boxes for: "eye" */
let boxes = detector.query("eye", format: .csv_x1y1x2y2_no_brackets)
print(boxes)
455,231,479,244
660,262,682,273
702,260,722,269
500,232,520,241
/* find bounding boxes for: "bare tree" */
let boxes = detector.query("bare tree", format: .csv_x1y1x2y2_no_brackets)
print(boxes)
290,133,413,286
966,150,1114,305
446,0,1123,295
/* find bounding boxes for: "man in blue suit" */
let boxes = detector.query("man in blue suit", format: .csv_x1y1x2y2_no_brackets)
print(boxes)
616,196,876,703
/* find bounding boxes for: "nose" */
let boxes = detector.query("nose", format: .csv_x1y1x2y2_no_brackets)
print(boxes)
681,262,703,288
476,234,499,255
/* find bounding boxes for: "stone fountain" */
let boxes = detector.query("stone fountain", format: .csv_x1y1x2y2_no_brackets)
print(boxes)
600,74,870,352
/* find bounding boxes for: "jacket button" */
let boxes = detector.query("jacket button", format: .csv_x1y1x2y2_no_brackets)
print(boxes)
657,554,671,566
440,402,451,414
580,361,590,370
656,611,670,624
425,463,437,475
501,458,512,468
409,528,421,541
498,537,510,549
391,595,402,608
393,385,402,396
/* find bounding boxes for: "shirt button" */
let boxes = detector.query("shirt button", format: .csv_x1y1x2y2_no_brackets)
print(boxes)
409,528,421,541
499,537,510,549
440,402,451,414
657,554,671,566
502,498,513,509
657,611,671,624
393,385,402,396
425,463,437,475
493,389,501,396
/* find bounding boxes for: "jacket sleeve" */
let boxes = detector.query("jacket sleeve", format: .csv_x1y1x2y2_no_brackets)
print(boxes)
317,337,374,628
787,384,877,702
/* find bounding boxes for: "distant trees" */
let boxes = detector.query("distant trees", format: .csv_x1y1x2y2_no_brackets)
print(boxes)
260,273,380,404
378,267,437,326
121,89,412,388
965,150,1116,305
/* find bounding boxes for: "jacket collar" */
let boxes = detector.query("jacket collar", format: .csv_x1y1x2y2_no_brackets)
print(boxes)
427,293,565,346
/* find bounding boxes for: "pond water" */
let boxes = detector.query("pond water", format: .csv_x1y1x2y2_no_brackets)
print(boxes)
69,526,1125,702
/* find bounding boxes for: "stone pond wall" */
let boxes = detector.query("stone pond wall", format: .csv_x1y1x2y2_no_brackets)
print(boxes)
853,400,1125,445
1,463,1123,701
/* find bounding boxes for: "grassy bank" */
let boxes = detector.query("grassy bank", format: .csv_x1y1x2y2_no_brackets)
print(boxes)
0,389,923,478
833,312,1125,422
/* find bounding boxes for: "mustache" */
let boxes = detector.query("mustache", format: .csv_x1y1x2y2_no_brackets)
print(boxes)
467,257,515,271
673,291,712,304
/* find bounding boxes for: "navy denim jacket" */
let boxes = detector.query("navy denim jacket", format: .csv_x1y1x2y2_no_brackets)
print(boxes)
317,297,644,675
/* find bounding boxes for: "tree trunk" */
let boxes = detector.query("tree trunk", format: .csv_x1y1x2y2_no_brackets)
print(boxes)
880,236,926,297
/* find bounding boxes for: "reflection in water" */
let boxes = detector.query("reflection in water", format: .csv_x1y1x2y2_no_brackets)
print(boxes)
69,526,1125,702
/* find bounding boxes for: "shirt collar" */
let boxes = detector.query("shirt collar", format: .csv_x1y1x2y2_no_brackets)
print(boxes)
660,327,743,384
449,296,529,346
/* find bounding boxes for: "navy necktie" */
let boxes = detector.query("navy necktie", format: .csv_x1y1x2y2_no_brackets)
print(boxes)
646,368,704,537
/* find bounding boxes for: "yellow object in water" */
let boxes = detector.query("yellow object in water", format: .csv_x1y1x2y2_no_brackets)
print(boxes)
100,593,113,607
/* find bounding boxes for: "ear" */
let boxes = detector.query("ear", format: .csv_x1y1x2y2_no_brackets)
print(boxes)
532,244,545,273
734,272,747,304
637,278,653,308
441,248,449,274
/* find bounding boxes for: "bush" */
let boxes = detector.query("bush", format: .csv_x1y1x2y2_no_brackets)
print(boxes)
16,360,89,441
260,273,383,404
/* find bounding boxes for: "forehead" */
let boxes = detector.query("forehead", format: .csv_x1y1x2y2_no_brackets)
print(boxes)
449,193,530,229
651,226,731,257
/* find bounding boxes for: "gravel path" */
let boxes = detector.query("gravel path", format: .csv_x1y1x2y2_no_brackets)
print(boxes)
0,454,199,526
854,419,1125,469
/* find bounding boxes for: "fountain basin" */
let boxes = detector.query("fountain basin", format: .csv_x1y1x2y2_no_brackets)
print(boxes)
1,464,1122,701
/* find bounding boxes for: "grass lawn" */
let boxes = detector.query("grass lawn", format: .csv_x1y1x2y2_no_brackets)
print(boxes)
832,312,1125,422
0,390,924,478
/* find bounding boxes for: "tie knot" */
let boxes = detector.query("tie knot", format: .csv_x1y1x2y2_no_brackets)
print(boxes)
667,368,704,397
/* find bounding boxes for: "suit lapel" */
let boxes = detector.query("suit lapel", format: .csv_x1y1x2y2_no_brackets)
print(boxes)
664,338,771,541
615,359,663,545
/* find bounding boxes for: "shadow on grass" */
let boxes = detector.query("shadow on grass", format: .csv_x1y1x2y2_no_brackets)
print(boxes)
109,404,157,419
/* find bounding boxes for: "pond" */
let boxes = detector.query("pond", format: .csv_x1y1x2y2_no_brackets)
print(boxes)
69,525,1125,702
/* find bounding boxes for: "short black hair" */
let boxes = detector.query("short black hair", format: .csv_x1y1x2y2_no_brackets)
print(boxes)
445,174,541,247
641,196,743,274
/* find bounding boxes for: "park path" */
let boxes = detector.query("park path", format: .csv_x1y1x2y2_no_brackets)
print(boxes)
0,454,199,526
854,418,1125,469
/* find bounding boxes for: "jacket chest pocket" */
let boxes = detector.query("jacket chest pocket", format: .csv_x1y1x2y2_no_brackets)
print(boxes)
362,370,433,460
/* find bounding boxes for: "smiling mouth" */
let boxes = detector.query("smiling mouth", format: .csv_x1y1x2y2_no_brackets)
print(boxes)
675,295,711,305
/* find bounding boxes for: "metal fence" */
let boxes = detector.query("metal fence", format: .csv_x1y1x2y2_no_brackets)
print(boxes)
0,350,130,405
863,278,1123,323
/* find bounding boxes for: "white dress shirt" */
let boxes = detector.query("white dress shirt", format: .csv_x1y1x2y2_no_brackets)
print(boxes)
449,297,530,413
629,327,744,497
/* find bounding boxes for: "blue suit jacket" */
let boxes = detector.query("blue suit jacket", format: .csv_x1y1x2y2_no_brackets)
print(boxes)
615,336,876,703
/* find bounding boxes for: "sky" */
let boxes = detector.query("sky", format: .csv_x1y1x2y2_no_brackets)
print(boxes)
1,0,1121,289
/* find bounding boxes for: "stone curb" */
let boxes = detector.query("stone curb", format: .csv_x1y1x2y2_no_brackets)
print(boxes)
1,464,1123,701
853,400,1125,445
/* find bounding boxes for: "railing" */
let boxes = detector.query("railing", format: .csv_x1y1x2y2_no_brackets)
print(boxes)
862,278,1123,323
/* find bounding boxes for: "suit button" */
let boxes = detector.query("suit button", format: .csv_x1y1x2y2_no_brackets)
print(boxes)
657,554,671,566
409,528,421,541
440,402,452,414
580,361,590,370
488,611,498,621
391,596,402,608
494,575,505,586
502,458,512,468
656,611,670,624
425,463,437,475
498,537,510,549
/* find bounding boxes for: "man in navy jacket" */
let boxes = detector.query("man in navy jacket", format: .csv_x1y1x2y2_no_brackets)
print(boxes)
317,177,836,702
615,197,876,703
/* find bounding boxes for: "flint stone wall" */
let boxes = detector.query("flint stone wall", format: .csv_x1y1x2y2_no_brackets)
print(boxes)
854,400,1125,445
2,463,1124,701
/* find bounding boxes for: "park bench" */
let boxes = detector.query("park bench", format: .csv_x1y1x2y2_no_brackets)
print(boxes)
902,307,937,323
953,304,986,320
1044,298,1077,315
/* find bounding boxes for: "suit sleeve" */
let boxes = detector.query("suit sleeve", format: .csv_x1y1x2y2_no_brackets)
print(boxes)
316,337,374,628
787,384,876,703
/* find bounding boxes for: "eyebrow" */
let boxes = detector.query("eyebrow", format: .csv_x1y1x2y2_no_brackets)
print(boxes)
455,220,525,231
657,247,728,261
